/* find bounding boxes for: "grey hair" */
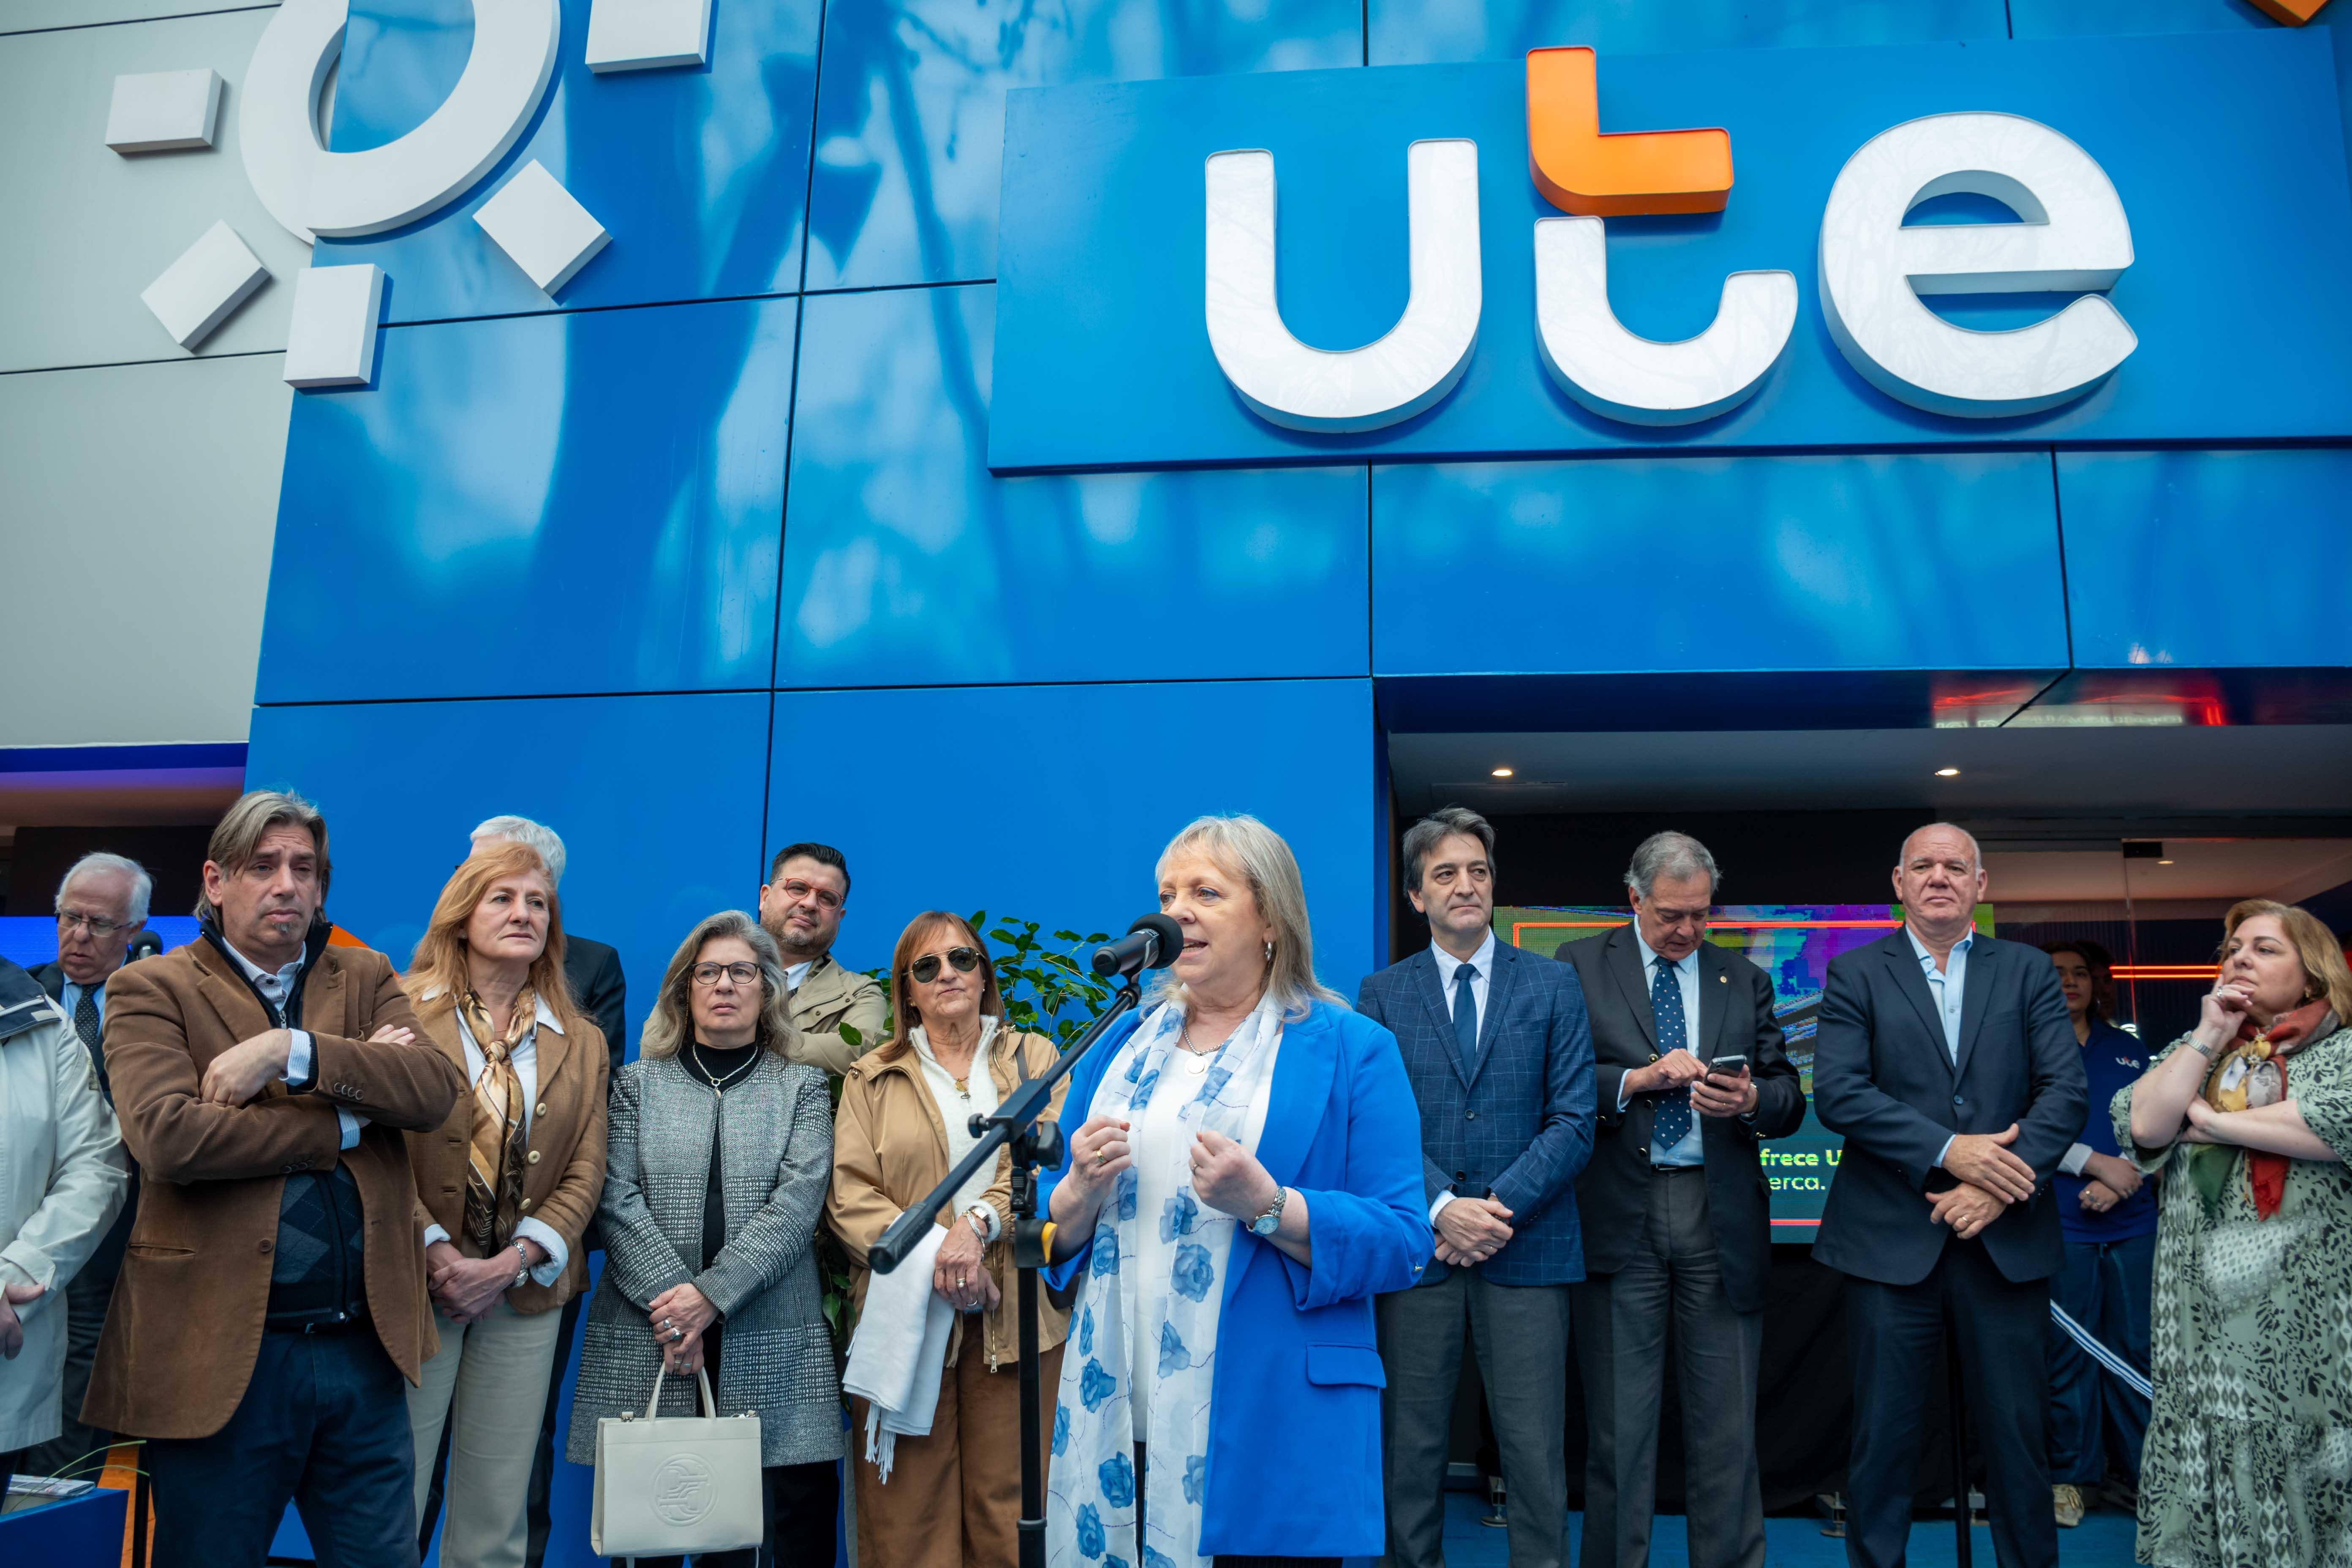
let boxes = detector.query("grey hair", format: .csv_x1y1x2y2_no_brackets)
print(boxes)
471,814,566,887
640,910,805,1062
1151,814,1348,1021
1400,806,1496,893
1627,831,1721,901
197,789,329,923
57,852,153,926
1898,822,1983,873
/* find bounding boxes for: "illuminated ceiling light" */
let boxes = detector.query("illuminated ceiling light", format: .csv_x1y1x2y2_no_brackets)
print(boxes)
1491,766,1514,778
1934,766,1960,777
2157,858,2174,865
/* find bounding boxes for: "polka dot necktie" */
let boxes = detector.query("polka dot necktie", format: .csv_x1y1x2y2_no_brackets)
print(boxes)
1650,957,1692,1154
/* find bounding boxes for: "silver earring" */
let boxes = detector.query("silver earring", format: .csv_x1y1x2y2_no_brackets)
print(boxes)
1264,941,1274,961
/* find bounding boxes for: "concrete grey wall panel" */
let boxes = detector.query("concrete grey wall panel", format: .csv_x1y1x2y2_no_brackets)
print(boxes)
0,6,307,372
0,352,290,746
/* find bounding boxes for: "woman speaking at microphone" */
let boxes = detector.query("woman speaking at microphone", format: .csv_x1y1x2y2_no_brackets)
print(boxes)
1041,814,1430,1568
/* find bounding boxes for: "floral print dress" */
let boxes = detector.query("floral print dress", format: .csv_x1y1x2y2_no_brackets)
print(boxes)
2112,1026,2352,1568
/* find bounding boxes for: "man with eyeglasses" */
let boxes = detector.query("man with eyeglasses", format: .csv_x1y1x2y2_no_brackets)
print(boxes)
1557,831,1805,1568
22,852,151,1480
756,842,885,1075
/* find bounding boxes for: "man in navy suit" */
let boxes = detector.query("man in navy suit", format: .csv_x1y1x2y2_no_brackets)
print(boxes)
1358,807,1595,1568
1559,831,1806,1568
1813,823,2087,1568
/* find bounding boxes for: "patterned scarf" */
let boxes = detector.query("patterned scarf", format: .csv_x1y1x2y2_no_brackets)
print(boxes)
1048,994,1284,1568
2190,997,2337,1219
457,985,535,1255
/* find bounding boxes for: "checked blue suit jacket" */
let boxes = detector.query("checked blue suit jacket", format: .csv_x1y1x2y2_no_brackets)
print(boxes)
1357,939,1596,1286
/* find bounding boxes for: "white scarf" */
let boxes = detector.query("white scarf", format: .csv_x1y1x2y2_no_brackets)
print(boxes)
1047,995,1285,1568
841,1221,951,1480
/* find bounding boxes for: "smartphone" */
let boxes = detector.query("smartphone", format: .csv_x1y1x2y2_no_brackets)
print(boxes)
1708,1054,1750,1075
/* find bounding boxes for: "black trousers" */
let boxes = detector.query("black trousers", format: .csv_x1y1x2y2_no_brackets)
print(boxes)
1844,1239,2058,1568
148,1326,419,1568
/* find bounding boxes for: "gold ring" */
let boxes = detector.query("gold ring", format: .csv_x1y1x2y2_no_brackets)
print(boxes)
1095,1150,1109,1168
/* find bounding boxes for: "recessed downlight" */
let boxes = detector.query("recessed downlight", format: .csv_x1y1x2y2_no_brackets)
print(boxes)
2157,858,2174,865
1934,766,1961,777
1491,766,1514,778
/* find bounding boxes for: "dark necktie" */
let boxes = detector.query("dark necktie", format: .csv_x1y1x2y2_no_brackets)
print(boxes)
73,985,101,1054
1651,957,1693,1156
1452,962,1480,1059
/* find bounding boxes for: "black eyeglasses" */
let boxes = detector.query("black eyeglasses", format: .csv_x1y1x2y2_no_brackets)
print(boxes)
907,947,982,985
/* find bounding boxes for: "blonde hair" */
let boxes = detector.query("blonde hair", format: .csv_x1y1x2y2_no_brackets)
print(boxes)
198,789,329,923
640,911,802,1060
2220,899,2352,1024
1150,814,1346,1021
402,842,582,1033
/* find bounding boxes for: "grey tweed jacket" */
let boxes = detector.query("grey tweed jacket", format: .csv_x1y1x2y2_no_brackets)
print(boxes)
564,1051,843,1467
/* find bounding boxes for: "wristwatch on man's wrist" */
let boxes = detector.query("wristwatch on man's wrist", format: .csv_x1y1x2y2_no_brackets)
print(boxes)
1247,1186,1288,1238
512,1240,531,1288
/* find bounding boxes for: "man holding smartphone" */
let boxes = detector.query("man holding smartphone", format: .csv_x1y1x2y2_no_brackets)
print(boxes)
1559,831,1806,1568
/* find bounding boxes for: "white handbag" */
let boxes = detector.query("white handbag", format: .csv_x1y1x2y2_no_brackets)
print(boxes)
591,1364,765,1560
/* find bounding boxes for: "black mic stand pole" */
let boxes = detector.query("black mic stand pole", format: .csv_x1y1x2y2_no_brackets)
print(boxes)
866,972,1149,1568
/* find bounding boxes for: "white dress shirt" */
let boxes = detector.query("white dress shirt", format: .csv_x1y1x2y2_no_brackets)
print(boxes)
220,936,366,1151
1628,931,1704,1167
1426,931,1497,1220
785,959,814,994
1905,925,1975,1172
909,1019,1006,1252
416,992,569,1286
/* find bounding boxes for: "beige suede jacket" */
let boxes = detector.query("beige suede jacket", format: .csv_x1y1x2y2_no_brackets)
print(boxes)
827,1025,1071,1371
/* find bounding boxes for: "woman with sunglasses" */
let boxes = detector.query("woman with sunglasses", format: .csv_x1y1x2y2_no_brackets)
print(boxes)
566,912,841,1568
828,913,1071,1568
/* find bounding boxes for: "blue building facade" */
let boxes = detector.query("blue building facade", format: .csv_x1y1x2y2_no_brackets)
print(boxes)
252,0,2352,1062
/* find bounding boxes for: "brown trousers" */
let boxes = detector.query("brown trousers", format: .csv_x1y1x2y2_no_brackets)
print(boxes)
850,1339,1065,1568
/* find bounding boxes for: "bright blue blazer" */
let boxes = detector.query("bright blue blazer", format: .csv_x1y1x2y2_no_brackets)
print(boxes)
1042,998,1432,1559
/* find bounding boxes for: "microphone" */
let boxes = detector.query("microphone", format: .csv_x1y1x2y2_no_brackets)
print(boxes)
1091,914,1185,978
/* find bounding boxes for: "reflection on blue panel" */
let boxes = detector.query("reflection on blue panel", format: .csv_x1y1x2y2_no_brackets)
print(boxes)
1372,453,2066,675
2008,0,2274,35
779,285,1367,687
258,298,796,702
802,0,1358,291
1369,0,2001,67
768,680,1380,989
245,691,774,1055
2057,449,2352,670
318,0,817,321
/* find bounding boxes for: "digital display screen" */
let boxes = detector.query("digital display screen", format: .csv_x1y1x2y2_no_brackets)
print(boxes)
1496,904,1946,1232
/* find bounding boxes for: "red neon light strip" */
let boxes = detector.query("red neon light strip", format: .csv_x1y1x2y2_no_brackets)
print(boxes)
2113,965,2220,980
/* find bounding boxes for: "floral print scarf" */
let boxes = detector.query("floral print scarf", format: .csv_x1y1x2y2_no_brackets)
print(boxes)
1048,994,1284,1568
2191,997,2337,1219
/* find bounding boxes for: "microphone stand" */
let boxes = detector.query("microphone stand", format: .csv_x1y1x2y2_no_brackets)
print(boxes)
867,972,1149,1568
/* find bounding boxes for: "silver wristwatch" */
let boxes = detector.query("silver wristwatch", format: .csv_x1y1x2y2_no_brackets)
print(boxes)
1247,1186,1288,1238
512,1240,531,1288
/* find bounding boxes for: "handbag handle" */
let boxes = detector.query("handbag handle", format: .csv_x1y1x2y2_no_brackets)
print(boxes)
642,1362,720,1420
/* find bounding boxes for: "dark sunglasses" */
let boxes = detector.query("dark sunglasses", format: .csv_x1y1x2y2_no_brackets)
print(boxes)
907,947,983,985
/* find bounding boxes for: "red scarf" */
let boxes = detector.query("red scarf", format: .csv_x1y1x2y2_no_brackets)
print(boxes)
2231,999,2335,1218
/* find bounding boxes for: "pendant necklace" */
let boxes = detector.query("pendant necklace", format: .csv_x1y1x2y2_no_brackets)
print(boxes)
692,1042,759,1099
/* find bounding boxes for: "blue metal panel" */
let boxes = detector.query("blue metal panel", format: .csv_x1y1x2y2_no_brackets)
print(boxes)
801,0,1360,292
1375,450,2069,677
2008,1,2274,35
317,0,817,321
2058,449,2352,670
1369,0,2003,68
765,680,1381,989
257,297,796,703
244,691,774,1054
778,285,1369,688
988,30,2352,468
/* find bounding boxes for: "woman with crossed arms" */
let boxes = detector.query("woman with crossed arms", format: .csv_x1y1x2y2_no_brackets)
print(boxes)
1042,814,1429,1568
2114,899,2352,1568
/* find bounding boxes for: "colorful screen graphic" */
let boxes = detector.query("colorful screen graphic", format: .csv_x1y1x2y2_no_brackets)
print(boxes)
1497,905,1925,1230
